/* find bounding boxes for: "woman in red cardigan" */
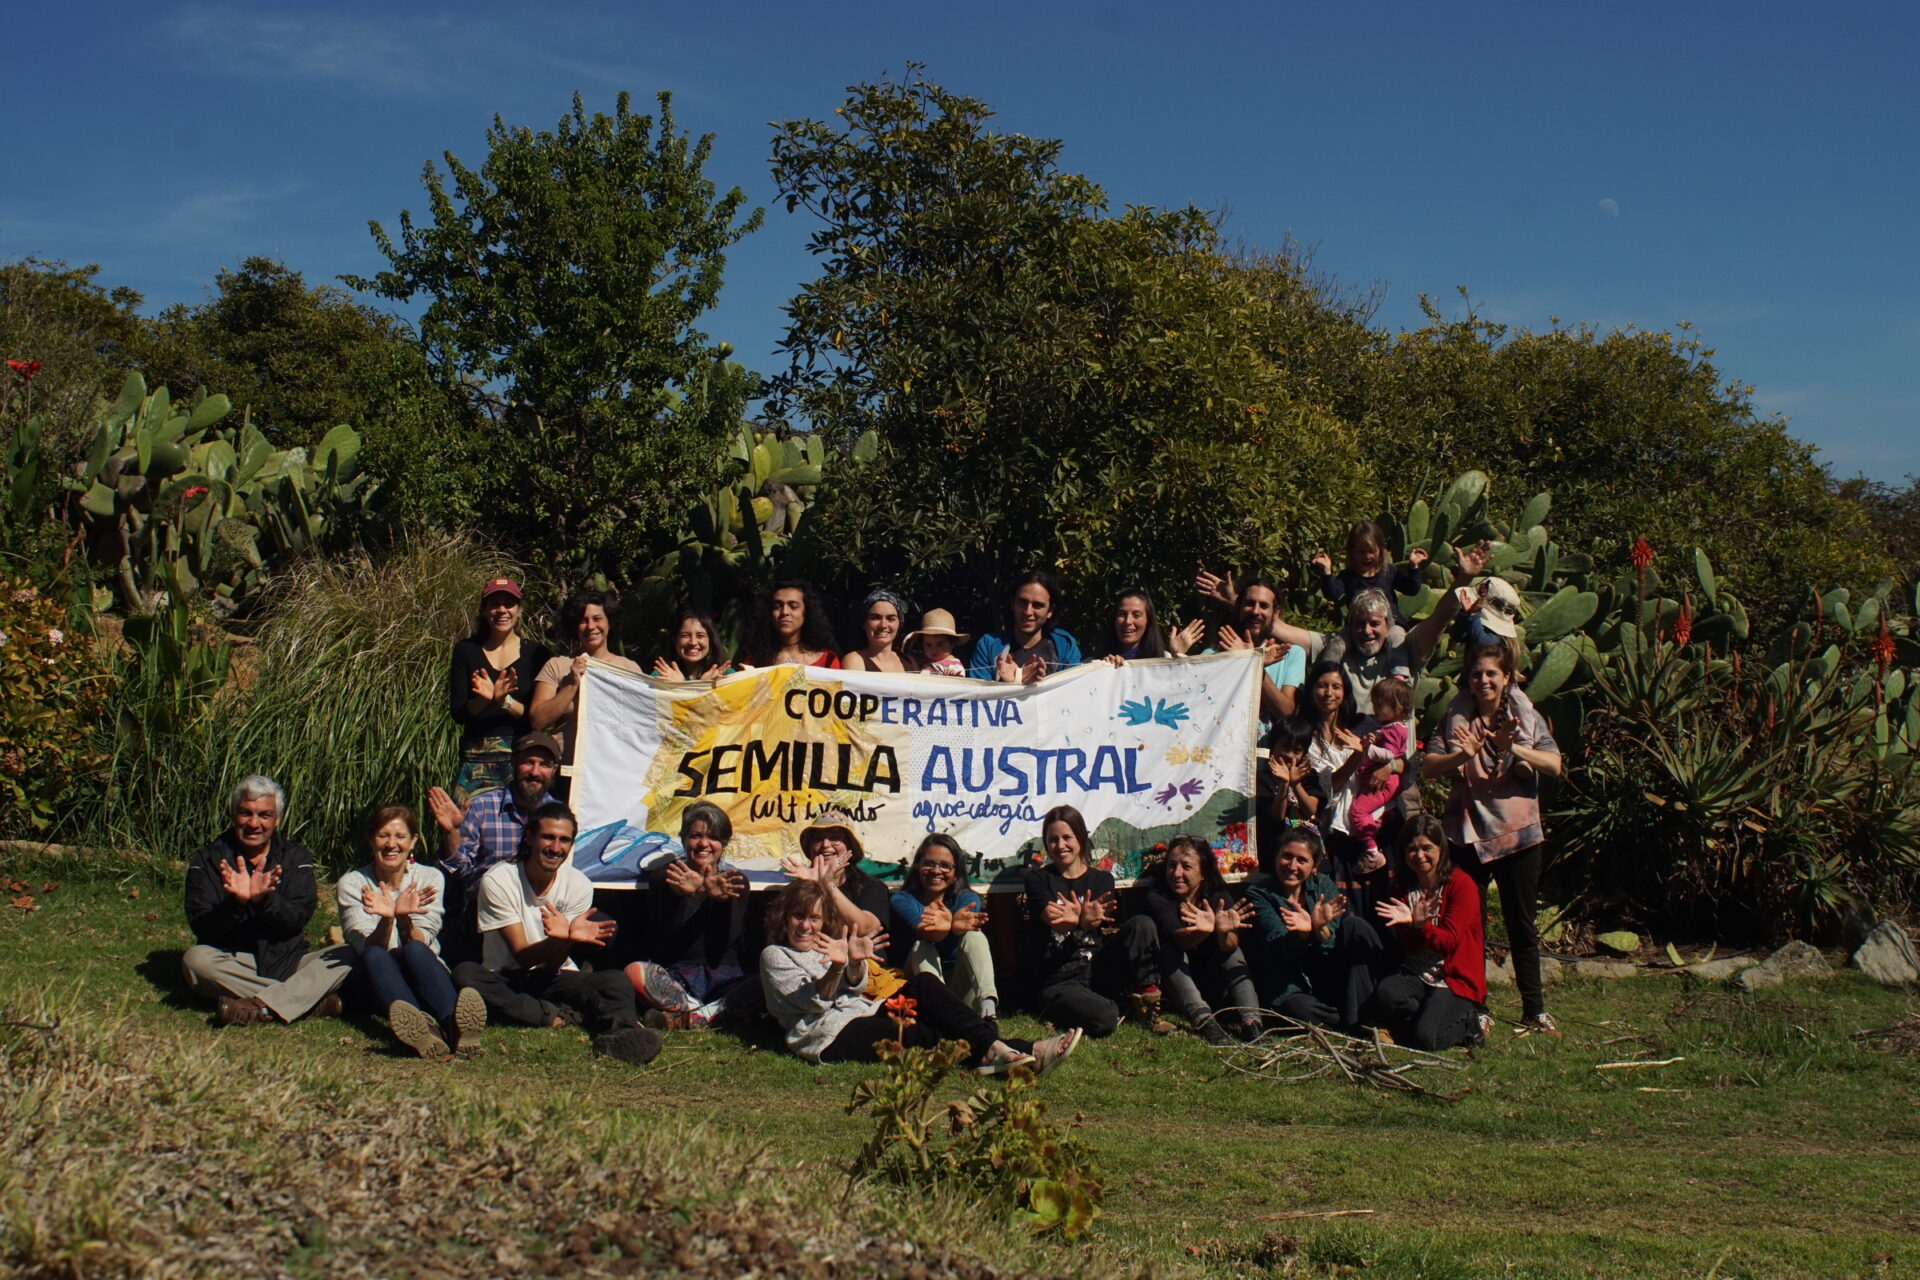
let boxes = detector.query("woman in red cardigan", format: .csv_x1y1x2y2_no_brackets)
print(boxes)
1371,814,1487,1050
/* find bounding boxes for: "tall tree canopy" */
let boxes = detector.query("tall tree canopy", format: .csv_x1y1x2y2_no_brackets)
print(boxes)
769,69,1374,631
348,91,764,572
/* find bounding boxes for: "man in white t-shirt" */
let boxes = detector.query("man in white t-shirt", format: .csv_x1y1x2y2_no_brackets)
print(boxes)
450,802,661,1065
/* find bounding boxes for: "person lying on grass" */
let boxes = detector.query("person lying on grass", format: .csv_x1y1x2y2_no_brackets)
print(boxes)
760,880,1080,1073
451,802,663,1066
182,774,353,1027
335,802,486,1060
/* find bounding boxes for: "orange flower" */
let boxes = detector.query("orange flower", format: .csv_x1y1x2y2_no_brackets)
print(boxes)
1671,596,1693,647
5,360,39,382
1629,537,1654,570
1870,618,1897,672
884,994,918,1021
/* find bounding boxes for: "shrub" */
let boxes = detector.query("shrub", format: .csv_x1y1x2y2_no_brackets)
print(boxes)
0,580,112,837
91,532,521,868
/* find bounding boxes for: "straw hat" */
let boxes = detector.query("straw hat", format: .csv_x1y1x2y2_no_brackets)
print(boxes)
904,608,971,646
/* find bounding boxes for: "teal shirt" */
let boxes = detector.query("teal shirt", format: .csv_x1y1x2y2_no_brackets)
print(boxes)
1243,871,1341,1000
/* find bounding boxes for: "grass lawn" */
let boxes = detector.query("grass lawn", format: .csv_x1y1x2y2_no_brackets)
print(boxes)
2,859,1916,1279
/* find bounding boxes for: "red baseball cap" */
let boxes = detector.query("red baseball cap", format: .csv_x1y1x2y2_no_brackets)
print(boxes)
480,577,523,602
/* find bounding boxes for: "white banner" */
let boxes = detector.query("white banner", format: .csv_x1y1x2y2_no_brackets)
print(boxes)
567,650,1259,887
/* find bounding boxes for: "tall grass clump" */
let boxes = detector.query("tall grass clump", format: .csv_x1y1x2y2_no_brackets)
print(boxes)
93,532,523,870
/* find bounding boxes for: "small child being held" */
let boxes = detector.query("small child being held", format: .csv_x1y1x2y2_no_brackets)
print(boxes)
1348,676,1414,861
1312,521,1426,627
906,608,970,677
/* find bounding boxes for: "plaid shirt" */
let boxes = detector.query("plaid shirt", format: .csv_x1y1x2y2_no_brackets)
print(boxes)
442,787,548,889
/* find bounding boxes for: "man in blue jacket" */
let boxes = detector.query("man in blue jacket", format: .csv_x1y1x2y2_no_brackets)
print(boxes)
967,571,1084,683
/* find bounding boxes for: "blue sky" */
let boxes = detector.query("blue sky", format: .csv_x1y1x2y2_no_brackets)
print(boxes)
6,2,1916,479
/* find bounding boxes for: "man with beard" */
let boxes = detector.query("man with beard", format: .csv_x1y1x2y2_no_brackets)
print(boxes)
1270,544,1488,717
453,802,662,1064
426,731,560,960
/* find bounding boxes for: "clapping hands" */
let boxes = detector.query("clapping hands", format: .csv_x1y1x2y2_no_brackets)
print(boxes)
471,665,518,705
1168,618,1205,656
539,903,616,947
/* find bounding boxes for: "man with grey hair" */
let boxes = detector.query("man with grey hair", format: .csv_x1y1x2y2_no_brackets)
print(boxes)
182,776,353,1026
1272,544,1490,717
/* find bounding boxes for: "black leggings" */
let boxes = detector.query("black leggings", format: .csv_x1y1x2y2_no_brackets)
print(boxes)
820,973,1029,1065
1463,843,1545,1020
1372,972,1479,1050
1033,915,1160,1038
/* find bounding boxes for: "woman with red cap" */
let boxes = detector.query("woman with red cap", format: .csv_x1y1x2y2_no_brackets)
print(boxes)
447,577,552,800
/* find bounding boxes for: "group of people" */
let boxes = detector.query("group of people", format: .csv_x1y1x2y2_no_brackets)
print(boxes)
178,520,1565,1073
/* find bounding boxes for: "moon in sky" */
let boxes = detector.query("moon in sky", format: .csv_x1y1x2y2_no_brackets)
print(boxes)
1599,197,1621,218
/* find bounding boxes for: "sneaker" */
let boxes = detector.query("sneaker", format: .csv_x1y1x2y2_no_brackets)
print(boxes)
1196,1017,1235,1047
592,1026,664,1065
628,961,693,1014
1030,1028,1083,1075
1237,1015,1266,1042
1519,1011,1559,1036
974,1046,1038,1076
1471,1012,1493,1048
388,999,451,1060
450,986,487,1060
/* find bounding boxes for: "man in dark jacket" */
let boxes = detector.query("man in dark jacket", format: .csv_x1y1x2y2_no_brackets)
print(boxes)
181,775,353,1026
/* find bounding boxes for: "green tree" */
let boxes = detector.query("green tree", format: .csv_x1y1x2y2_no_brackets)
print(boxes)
770,70,1374,632
348,91,764,573
0,259,150,467
1339,299,1893,631
141,257,474,530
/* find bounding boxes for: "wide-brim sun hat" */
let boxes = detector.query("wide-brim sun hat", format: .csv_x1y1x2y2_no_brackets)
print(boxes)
904,608,971,646
1475,577,1522,638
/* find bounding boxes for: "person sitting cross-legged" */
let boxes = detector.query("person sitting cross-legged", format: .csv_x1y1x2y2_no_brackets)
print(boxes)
335,803,487,1060
182,775,354,1026
451,802,662,1065
625,802,757,1029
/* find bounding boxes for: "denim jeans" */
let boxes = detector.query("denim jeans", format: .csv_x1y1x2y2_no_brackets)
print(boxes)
356,940,459,1022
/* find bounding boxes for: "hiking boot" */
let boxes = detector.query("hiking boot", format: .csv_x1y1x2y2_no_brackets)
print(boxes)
592,1026,663,1066
1030,1028,1083,1075
1519,1011,1560,1037
312,992,344,1019
388,1000,451,1060
1195,1016,1235,1047
1128,989,1175,1036
216,995,271,1027
450,986,488,1060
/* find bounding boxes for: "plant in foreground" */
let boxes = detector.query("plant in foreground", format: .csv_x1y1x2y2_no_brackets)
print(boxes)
847,1038,1103,1237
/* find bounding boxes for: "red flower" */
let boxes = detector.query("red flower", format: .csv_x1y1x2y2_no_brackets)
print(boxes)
1870,618,1898,672
1671,596,1693,647
884,994,918,1022
1629,537,1654,570
181,485,209,503
5,360,39,383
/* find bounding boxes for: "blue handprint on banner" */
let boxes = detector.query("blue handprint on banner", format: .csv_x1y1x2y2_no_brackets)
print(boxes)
1118,696,1192,729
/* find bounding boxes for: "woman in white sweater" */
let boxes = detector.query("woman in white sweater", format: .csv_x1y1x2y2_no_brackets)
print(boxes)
759,881,1079,1073
336,804,486,1059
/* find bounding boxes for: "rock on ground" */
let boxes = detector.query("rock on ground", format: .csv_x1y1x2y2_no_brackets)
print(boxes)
1732,940,1833,992
1850,922,1920,987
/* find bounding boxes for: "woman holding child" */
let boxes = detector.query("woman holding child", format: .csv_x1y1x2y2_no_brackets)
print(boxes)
1423,643,1563,1035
